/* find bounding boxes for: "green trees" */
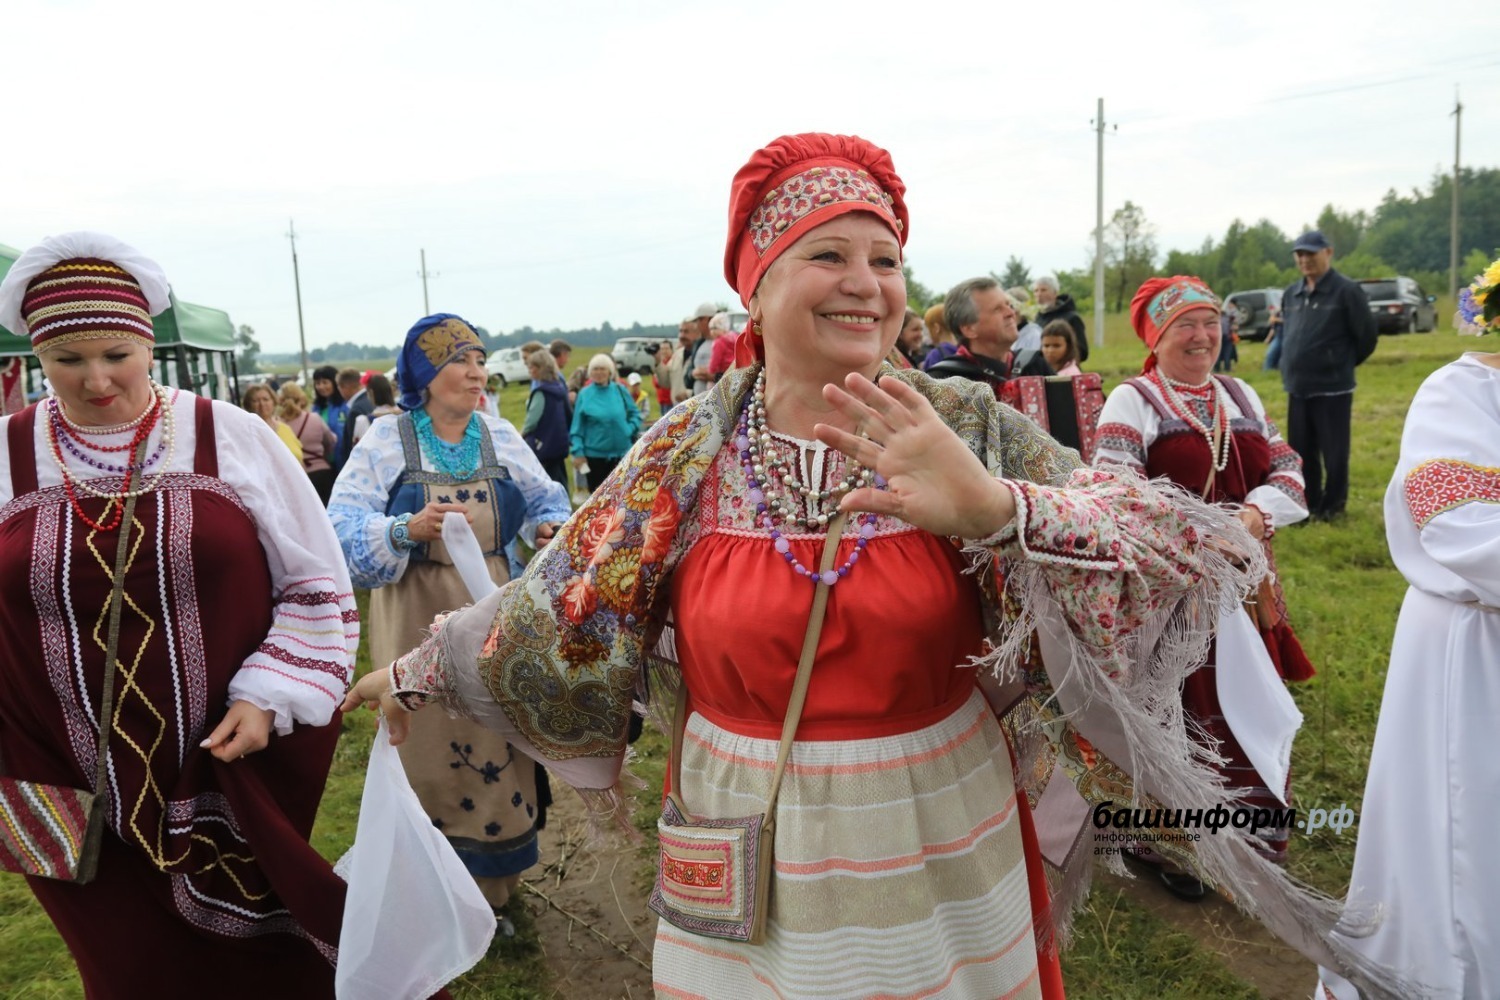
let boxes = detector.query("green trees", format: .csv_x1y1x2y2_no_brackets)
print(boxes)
1101,201,1159,310
904,262,940,309
1360,169,1496,274
235,324,261,374
1156,168,1500,298
997,255,1031,289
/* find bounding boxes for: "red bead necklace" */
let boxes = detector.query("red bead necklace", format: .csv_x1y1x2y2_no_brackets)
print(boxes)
46,395,161,532
54,408,152,453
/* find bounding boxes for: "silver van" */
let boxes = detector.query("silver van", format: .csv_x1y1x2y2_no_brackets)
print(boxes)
1223,288,1283,341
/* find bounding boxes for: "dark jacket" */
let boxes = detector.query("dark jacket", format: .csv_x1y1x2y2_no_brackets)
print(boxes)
525,378,572,462
927,344,1053,396
1278,267,1377,397
1036,294,1089,363
340,390,374,460
314,397,350,467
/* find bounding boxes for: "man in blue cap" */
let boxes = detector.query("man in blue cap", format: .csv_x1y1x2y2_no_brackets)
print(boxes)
1278,230,1376,521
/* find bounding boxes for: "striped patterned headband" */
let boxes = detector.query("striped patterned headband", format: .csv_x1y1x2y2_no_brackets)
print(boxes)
21,258,156,352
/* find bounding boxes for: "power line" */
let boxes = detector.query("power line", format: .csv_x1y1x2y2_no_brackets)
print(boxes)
1115,53,1500,128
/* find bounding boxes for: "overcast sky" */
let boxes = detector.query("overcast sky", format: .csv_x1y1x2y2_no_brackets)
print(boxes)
8,0,1498,354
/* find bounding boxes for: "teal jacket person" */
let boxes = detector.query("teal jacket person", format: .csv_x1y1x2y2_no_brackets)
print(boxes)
570,376,642,461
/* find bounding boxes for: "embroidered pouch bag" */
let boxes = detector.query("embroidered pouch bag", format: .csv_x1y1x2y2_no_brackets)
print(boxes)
648,514,845,945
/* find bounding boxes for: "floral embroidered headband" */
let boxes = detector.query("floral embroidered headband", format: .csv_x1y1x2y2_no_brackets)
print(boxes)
724,133,909,307
1131,275,1220,352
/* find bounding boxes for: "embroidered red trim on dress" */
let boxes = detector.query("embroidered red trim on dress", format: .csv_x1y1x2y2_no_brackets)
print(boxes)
661,853,727,891
1404,459,1500,528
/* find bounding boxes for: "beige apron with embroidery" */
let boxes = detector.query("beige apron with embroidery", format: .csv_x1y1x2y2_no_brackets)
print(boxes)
370,433,539,910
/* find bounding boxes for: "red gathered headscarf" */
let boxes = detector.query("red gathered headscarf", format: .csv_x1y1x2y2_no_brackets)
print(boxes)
1128,275,1221,373
724,133,910,364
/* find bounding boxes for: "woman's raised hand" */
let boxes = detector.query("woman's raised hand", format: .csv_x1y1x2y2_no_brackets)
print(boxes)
815,373,1017,539
341,668,412,744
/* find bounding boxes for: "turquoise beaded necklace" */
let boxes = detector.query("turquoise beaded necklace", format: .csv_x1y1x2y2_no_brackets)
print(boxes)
414,410,483,479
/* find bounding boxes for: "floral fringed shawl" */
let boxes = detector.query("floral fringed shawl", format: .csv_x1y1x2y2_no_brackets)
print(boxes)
391,363,1417,998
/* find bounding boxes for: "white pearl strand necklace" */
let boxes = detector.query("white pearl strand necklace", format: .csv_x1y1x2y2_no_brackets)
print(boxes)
743,370,871,528
55,393,157,435
46,382,178,499
1154,371,1231,472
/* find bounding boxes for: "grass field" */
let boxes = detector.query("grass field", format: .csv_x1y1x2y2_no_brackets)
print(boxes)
1,311,1485,998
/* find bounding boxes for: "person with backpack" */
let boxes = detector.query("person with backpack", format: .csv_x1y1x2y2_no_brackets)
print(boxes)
521,349,572,492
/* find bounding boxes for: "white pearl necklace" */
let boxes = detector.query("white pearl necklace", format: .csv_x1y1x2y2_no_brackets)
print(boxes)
742,370,871,527
55,392,157,435
46,382,177,499
1154,371,1231,472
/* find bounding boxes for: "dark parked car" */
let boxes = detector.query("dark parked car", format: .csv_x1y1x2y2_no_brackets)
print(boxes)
1222,288,1283,341
1358,276,1437,334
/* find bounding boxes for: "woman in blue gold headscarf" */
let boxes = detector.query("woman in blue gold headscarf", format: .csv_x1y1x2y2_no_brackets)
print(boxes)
328,313,571,932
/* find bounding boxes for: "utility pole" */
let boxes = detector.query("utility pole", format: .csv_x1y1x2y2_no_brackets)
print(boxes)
418,249,439,315
286,220,310,386
1449,89,1463,302
1091,98,1111,349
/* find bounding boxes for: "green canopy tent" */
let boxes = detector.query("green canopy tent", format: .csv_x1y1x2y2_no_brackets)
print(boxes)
0,241,244,412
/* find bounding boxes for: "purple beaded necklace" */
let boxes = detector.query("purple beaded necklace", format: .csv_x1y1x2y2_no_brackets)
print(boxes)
736,373,881,586
47,398,168,475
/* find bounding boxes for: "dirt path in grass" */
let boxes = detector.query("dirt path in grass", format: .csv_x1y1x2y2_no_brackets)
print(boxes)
524,790,657,1000
1102,869,1319,999
523,793,1319,1000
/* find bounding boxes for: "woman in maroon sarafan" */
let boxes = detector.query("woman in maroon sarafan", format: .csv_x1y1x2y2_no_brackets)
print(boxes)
0,232,359,999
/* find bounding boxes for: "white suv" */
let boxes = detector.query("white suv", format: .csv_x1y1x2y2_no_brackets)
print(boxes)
485,347,531,386
612,337,662,377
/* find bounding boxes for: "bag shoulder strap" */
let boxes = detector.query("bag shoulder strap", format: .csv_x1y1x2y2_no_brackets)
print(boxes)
668,512,849,821
92,436,149,794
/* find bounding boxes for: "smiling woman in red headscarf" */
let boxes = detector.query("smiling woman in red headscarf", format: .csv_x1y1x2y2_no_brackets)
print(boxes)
345,139,1404,999
1094,275,1315,898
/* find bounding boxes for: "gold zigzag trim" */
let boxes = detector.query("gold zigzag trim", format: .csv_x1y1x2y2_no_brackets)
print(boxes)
27,300,152,322
188,833,273,901
28,273,141,291
83,511,271,901
84,511,182,868
43,262,130,275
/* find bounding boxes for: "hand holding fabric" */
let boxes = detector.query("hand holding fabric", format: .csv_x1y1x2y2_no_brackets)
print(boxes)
341,668,412,744
408,501,470,543
200,700,276,761
816,373,1017,538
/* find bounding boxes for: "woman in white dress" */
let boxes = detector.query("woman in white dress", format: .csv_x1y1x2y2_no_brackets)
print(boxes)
1317,348,1500,999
